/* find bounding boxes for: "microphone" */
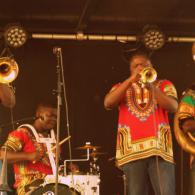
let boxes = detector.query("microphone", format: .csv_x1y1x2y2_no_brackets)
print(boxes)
0,116,39,128
53,47,61,54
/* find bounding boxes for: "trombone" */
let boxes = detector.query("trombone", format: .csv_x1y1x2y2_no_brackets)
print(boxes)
0,57,19,84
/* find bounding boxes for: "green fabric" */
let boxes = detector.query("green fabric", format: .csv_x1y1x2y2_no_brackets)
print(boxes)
181,95,195,106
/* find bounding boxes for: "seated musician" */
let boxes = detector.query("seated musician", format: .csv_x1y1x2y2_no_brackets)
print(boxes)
0,102,57,195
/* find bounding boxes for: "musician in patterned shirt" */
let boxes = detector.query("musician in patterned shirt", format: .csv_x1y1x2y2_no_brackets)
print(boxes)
104,50,178,195
0,102,57,195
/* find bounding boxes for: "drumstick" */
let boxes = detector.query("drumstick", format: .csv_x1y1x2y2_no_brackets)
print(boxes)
51,136,71,151
32,136,71,163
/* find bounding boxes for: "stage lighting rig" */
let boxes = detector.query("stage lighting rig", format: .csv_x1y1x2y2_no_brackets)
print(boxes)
3,24,28,48
142,25,166,50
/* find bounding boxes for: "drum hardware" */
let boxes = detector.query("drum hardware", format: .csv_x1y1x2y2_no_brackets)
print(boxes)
82,151,107,158
30,141,101,195
89,161,100,175
64,142,91,176
81,150,106,175
76,145,101,150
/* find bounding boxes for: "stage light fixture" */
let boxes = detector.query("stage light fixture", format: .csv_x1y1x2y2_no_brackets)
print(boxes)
142,25,166,50
4,24,28,48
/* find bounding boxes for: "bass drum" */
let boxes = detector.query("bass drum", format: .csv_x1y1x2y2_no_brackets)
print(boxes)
30,183,80,195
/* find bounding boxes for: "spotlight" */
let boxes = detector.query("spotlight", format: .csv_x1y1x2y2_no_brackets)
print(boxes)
142,25,166,50
4,24,28,48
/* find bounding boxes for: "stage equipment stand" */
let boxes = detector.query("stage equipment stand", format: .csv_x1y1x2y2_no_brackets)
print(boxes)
0,148,12,195
53,47,72,195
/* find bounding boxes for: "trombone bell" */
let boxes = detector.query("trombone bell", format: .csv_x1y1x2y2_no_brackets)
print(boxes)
0,57,19,83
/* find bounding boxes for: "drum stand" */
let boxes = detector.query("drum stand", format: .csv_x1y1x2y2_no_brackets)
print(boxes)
64,142,91,176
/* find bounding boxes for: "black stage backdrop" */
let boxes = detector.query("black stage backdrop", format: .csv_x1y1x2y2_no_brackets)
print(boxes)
0,39,194,195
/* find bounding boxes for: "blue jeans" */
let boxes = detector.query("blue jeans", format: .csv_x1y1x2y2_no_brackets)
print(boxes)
121,156,176,195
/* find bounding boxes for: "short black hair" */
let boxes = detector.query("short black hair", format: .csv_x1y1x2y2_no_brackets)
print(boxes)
128,50,151,65
35,101,57,117
35,99,57,113
36,101,57,109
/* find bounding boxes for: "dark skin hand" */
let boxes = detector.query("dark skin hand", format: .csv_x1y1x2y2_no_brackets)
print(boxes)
0,150,44,164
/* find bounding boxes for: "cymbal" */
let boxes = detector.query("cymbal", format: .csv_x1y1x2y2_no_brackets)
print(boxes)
81,151,107,157
76,145,101,150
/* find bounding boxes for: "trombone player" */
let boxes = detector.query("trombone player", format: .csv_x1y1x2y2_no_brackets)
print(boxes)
174,83,195,195
104,49,178,195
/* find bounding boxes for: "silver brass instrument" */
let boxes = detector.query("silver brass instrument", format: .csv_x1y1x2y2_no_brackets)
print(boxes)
0,57,19,83
139,66,157,84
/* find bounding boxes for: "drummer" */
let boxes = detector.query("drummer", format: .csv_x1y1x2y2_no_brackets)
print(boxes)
0,102,57,195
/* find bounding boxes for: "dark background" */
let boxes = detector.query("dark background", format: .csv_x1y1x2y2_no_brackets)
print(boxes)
0,40,194,195
0,0,195,194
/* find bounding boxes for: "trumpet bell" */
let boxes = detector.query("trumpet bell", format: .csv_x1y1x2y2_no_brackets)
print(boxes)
140,66,157,84
0,57,19,83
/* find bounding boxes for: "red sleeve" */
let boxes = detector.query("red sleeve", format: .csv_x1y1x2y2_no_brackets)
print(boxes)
3,128,30,152
158,79,178,99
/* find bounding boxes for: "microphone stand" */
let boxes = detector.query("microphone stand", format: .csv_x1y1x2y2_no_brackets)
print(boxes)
53,47,73,195
54,47,62,195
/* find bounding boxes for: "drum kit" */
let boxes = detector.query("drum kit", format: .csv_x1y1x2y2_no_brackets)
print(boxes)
30,141,105,195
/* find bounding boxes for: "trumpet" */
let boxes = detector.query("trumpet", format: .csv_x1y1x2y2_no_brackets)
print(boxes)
139,66,157,84
0,57,19,83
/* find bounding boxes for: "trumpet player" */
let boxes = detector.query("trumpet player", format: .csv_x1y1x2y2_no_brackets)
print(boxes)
104,50,178,195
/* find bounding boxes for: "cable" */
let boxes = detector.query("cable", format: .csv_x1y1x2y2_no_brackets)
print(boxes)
59,48,72,162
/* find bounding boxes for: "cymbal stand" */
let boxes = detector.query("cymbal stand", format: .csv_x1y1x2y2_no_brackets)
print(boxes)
64,142,90,176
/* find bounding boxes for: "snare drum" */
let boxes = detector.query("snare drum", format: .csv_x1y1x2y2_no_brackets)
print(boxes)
30,183,80,195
